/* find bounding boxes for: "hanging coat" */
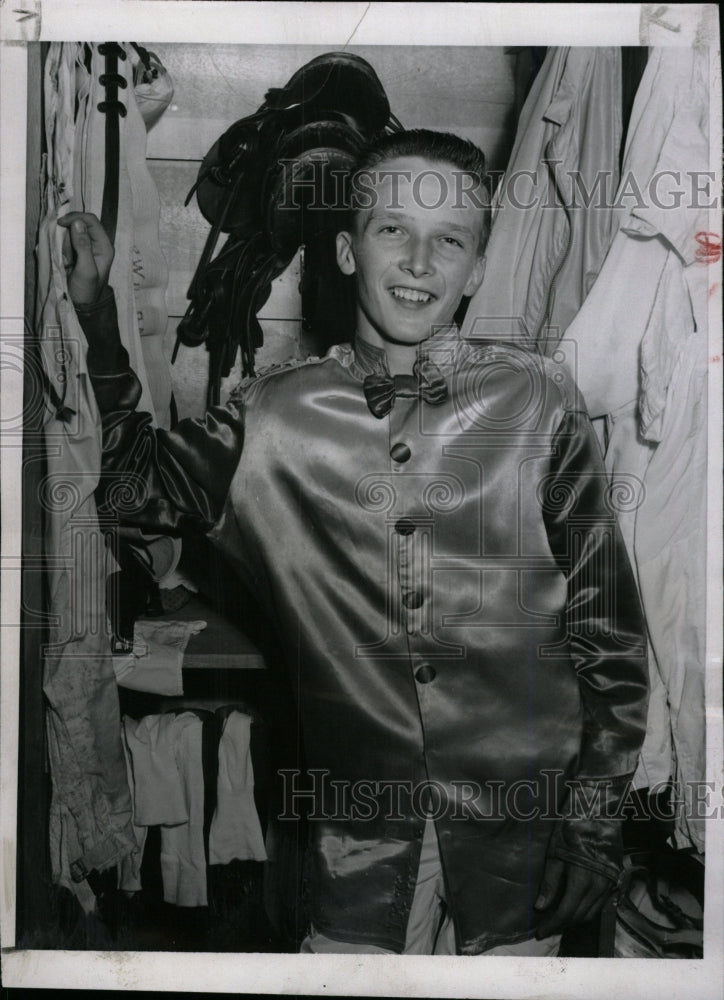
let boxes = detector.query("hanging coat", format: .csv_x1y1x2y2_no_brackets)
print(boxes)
461,47,621,349
562,47,713,851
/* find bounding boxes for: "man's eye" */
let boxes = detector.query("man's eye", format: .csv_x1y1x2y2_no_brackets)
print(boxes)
380,225,402,234
441,236,464,248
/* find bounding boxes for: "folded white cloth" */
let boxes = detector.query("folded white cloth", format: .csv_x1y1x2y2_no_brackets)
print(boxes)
113,619,206,695
209,711,268,865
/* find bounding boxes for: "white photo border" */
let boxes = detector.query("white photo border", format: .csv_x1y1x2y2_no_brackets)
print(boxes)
1,3,721,997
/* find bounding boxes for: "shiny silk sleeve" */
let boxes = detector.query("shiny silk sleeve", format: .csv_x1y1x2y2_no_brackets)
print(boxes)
76,288,244,536
542,405,649,882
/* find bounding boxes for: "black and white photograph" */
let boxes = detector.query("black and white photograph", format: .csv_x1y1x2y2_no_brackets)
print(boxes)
0,3,721,996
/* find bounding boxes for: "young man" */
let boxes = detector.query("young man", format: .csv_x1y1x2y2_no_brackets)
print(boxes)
60,129,648,956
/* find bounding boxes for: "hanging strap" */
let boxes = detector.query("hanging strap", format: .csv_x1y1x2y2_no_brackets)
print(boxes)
97,42,127,246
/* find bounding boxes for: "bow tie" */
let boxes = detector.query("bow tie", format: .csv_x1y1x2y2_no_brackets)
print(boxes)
363,357,448,419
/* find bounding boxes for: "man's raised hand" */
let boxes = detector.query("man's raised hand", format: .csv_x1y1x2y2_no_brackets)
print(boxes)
58,212,114,306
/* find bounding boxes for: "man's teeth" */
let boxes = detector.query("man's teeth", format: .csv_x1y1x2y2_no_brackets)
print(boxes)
391,287,433,303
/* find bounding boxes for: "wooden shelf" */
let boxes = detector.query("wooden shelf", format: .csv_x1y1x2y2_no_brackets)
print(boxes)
138,593,266,671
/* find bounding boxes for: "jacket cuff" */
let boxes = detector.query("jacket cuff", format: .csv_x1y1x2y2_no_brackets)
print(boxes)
548,776,633,883
549,817,624,883
74,286,128,374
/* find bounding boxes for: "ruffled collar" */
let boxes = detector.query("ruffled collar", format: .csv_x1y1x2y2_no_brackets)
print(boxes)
346,325,460,381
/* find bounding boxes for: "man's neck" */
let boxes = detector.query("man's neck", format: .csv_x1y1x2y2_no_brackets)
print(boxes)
381,342,418,376
354,331,422,376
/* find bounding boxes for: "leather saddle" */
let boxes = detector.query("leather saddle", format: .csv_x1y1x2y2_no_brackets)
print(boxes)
176,52,402,406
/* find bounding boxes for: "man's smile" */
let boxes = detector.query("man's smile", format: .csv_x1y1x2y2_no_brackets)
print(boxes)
389,285,437,305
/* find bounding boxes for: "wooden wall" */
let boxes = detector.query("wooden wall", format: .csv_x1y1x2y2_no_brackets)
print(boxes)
146,45,517,418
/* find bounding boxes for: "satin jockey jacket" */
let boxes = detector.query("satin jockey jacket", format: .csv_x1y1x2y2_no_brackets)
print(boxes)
78,289,648,954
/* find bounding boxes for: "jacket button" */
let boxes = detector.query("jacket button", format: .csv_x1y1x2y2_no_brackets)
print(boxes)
390,442,411,463
403,590,424,609
415,663,436,684
395,517,416,536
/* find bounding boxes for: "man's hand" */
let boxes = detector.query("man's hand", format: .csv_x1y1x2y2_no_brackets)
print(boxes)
534,856,615,938
58,212,114,306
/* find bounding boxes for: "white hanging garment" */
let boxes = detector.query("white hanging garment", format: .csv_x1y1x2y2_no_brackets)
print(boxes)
209,712,268,865
132,46,175,130
563,48,713,850
119,720,150,893
123,712,208,906
38,43,135,901
461,47,621,348
126,44,174,429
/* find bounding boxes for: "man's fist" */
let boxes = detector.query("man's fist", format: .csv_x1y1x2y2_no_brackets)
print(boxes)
534,855,614,938
58,212,115,306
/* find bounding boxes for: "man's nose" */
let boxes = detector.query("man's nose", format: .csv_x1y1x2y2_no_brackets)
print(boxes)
400,236,433,277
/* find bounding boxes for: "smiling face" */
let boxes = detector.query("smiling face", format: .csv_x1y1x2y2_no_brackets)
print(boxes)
336,156,487,355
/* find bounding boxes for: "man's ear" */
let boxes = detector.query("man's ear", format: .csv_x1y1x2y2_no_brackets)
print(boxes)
463,253,486,297
336,231,357,276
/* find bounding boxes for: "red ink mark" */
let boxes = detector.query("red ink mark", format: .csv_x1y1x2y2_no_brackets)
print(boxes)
709,282,720,299
710,355,721,364
695,231,721,264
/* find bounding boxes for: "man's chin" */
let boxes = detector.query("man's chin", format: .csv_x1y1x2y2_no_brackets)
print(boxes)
380,331,435,348
379,317,452,347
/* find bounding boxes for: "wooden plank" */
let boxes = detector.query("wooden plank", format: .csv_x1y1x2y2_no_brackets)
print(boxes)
145,43,515,166
440,125,514,173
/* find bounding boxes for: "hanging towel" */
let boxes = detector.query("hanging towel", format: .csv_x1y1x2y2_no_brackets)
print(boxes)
209,712,268,865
